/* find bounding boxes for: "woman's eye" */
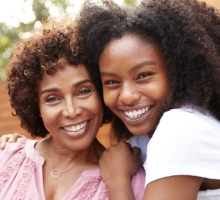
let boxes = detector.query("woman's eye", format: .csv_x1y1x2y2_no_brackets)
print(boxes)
78,89,92,95
45,96,59,103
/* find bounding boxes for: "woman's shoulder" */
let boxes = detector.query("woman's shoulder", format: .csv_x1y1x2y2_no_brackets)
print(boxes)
0,137,29,155
0,138,43,166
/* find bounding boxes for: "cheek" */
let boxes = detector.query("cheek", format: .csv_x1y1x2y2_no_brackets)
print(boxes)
141,79,169,101
89,95,104,120
157,80,170,101
40,107,58,128
103,89,118,109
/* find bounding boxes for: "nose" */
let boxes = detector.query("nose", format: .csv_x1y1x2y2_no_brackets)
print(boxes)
119,83,141,105
62,98,82,118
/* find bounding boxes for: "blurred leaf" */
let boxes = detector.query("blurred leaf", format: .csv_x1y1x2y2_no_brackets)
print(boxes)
124,0,136,6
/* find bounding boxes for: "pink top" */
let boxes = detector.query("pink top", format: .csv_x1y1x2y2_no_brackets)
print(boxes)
0,138,145,199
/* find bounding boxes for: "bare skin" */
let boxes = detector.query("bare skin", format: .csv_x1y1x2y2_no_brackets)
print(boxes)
36,137,104,200
99,142,140,200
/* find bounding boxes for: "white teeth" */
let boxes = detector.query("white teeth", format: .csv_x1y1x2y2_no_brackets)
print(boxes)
124,107,151,119
63,121,87,132
76,125,80,130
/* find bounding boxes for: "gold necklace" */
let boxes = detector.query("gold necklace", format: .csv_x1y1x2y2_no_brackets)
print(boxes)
46,139,91,178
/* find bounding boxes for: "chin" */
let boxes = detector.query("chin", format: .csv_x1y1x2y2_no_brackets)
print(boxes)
128,127,147,136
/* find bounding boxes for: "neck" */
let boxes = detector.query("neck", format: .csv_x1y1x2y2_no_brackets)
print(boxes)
48,137,95,163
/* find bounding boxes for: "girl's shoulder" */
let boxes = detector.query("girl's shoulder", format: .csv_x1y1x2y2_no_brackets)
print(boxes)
145,107,220,185
161,107,220,131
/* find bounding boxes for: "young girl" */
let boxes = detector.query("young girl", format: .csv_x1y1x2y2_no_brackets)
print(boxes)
78,0,220,199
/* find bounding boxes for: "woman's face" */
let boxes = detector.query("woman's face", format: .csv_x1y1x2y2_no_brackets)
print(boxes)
99,34,170,137
38,64,103,150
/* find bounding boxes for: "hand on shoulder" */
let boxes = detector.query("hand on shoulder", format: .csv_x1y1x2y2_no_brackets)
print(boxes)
0,133,26,150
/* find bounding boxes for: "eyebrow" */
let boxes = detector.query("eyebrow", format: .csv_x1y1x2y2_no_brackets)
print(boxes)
40,88,60,95
40,79,93,95
129,61,156,73
74,79,93,87
100,61,156,77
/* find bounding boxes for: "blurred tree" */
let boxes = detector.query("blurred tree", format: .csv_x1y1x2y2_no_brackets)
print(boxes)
0,0,137,82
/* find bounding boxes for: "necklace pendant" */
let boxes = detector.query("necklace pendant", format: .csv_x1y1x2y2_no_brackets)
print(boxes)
51,168,62,178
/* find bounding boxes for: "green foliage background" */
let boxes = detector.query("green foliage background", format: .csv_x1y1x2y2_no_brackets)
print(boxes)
0,0,137,83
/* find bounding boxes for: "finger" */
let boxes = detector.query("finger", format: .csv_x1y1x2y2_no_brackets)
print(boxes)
0,134,12,149
0,139,6,150
9,133,26,142
124,142,133,151
132,146,141,163
10,133,23,142
8,137,15,142
1,134,14,142
12,133,26,138
132,146,141,157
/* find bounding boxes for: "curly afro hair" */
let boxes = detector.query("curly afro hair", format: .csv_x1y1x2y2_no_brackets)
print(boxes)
78,0,220,140
6,17,112,138
134,0,220,116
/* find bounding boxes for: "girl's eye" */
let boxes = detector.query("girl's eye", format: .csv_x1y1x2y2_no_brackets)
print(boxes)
45,96,59,103
137,73,151,80
104,80,119,85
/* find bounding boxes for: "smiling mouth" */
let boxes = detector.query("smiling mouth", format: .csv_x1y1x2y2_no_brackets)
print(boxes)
63,121,88,132
123,106,151,119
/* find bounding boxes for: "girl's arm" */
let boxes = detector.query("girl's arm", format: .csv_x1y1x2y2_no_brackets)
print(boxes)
0,133,26,149
99,142,140,200
99,143,204,200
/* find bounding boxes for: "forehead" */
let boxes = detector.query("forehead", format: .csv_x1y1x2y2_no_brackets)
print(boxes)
43,63,89,77
99,34,166,72
39,63,91,86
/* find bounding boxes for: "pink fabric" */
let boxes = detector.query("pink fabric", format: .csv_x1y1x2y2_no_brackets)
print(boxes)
0,138,145,199
132,166,145,200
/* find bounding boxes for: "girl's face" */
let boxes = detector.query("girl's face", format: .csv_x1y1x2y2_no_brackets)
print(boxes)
38,64,103,150
99,34,169,137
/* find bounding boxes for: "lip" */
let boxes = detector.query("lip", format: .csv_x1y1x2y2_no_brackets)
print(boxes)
61,120,90,138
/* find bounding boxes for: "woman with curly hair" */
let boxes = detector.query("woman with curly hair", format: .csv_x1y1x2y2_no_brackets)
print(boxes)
0,16,145,199
76,0,220,199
